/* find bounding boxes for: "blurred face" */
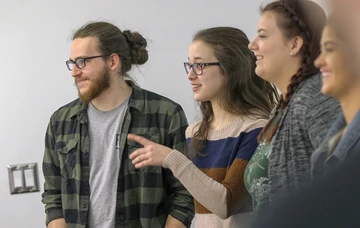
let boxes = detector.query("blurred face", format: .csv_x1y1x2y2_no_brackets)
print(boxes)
70,37,110,104
187,40,225,103
328,0,360,72
248,12,293,84
315,25,355,98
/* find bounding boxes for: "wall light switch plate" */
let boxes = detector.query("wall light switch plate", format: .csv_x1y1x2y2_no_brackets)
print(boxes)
7,163,40,194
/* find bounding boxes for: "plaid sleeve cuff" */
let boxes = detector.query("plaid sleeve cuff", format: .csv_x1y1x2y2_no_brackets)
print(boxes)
46,208,64,226
169,208,194,228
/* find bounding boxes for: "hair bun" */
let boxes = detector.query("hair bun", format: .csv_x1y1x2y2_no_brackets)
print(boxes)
123,30,149,65
280,0,297,7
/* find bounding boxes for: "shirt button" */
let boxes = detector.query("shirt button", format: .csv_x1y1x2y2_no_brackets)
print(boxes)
82,204,87,208
83,178,88,182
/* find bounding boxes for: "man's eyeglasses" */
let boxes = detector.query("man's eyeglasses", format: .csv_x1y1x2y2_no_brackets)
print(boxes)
183,62,220,75
66,55,109,71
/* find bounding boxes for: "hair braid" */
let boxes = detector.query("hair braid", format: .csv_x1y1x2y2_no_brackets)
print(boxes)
257,0,324,142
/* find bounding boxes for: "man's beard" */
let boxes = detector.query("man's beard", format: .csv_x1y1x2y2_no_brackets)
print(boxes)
77,67,111,104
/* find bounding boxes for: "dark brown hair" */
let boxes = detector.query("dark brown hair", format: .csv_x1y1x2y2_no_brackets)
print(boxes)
257,0,326,142
190,27,279,156
73,21,148,76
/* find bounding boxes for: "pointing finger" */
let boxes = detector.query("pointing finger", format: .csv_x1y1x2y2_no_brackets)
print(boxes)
127,133,152,147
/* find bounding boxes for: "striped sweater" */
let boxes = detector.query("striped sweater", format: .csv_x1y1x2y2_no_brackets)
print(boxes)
163,116,267,228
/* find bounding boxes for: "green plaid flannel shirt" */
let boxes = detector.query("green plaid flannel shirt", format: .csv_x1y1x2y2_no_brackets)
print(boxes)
42,81,195,228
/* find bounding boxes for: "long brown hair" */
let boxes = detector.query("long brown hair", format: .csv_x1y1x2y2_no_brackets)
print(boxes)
257,0,326,142
190,27,279,156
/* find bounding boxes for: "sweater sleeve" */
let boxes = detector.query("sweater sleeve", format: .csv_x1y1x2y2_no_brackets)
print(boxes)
163,127,261,219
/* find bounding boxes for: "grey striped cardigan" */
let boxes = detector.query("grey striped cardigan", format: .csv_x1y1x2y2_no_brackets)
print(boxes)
268,73,341,203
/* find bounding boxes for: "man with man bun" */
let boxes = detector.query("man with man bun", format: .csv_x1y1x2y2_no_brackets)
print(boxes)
41,21,194,228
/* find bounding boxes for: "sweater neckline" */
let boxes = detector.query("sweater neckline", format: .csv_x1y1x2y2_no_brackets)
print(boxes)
208,116,245,138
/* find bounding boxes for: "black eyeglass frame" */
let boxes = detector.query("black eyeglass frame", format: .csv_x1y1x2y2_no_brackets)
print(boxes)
66,55,110,71
183,62,220,75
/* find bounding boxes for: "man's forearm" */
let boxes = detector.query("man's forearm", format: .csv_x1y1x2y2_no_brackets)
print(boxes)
48,218,67,228
164,214,186,228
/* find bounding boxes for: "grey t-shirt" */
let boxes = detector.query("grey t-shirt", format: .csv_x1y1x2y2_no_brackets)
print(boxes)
87,98,129,228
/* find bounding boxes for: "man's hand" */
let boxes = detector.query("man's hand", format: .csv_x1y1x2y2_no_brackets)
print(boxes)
164,214,187,228
128,134,173,168
48,218,66,228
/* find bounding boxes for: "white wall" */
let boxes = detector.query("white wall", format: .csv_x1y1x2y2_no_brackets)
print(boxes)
0,0,326,227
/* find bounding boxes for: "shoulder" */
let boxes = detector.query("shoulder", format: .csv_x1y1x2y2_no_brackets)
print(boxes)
292,73,322,101
50,98,83,122
234,117,266,141
132,86,184,114
185,120,201,138
137,87,180,104
240,116,268,131
298,73,322,93
290,73,339,109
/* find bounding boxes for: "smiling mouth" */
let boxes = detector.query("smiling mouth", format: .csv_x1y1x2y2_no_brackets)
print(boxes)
321,72,331,78
76,79,88,87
